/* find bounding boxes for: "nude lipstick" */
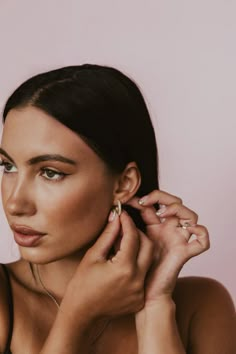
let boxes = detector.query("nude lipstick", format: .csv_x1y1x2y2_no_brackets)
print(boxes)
11,225,46,247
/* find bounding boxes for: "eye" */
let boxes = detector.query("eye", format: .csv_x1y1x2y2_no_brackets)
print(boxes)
0,160,17,173
41,168,66,181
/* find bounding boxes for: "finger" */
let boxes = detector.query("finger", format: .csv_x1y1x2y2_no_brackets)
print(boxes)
148,215,181,228
155,203,198,226
155,215,193,241
136,230,155,275
126,196,146,210
90,212,121,260
140,205,162,225
117,211,141,263
126,196,162,225
126,194,183,226
138,190,183,207
185,225,210,257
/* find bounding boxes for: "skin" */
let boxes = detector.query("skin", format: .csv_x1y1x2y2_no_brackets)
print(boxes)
0,106,235,354
0,106,118,266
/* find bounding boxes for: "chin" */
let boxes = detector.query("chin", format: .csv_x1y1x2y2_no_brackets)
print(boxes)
18,244,88,265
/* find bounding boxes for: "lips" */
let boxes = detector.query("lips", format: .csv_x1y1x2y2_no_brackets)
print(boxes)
11,224,47,247
11,224,46,236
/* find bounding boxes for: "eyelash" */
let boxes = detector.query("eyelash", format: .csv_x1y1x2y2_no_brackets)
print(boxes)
41,168,67,181
0,160,67,182
0,160,13,173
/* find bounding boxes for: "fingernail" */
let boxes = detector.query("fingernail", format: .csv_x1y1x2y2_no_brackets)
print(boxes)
108,210,117,222
182,222,191,228
183,222,197,228
138,196,147,205
156,205,166,216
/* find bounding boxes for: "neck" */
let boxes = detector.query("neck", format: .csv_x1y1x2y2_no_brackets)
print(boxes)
30,251,111,345
32,250,87,304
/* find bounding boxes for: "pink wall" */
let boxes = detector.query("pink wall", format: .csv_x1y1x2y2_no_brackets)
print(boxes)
0,1,235,303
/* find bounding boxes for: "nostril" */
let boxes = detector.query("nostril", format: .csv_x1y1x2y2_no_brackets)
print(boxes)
6,198,36,217
3,181,36,216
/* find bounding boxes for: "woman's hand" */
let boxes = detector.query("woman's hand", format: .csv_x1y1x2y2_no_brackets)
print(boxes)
41,212,155,354
126,190,210,303
61,211,154,321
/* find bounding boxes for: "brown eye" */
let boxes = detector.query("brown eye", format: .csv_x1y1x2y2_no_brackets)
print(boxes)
0,160,17,173
41,168,66,181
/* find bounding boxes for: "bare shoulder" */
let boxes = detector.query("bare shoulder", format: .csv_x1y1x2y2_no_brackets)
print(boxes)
173,276,236,354
0,263,12,352
174,276,235,307
0,259,28,352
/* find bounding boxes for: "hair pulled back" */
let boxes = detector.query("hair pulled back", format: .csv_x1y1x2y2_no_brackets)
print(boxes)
2,64,159,230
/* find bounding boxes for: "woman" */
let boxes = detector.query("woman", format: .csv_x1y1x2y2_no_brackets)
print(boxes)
0,64,235,354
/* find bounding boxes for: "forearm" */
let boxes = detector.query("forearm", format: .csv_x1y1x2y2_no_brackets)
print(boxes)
135,297,186,354
39,301,95,354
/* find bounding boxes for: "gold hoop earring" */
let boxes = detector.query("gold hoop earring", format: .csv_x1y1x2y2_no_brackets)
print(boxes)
114,200,122,216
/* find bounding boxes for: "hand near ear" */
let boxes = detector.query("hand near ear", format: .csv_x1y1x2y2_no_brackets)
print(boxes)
126,189,210,301
62,211,154,321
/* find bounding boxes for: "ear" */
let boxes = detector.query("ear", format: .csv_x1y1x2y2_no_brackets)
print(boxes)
113,162,141,205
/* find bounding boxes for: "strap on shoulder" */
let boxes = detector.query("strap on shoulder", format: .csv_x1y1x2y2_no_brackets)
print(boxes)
1,264,14,353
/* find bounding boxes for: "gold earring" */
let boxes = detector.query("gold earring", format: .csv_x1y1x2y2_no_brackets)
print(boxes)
114,200,122,216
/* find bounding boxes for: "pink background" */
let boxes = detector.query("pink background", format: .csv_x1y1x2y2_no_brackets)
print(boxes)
0,1,235,304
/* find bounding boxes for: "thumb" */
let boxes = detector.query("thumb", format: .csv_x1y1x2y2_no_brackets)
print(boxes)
90,212,121,260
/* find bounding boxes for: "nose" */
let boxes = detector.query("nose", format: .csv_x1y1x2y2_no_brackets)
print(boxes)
5,177,36,217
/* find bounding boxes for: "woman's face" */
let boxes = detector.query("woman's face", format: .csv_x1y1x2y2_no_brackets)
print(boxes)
0,106,117,263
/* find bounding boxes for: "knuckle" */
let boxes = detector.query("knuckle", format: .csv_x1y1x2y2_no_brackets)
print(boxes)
172,202,182,211
200,225,209,235
151,190,161,201
132,279,143,293
120,266,135,280
152,189,159,195
203,241,210,251
175,197,183,204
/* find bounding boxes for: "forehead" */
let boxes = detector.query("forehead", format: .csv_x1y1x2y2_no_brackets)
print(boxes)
1,106,93,161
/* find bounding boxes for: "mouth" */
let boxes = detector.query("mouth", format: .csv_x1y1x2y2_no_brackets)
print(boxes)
10,224,47,247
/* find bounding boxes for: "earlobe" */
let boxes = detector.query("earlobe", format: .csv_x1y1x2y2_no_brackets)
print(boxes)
111,200,122,217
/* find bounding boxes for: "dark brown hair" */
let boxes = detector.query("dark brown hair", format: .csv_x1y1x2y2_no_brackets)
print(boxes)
2,64,159,230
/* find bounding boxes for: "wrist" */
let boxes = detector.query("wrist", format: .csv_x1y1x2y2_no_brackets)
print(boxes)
135,296,176,332
135,297,185,354
139,295,175,313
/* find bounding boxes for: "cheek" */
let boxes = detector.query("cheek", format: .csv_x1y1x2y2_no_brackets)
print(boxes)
39,181,113,243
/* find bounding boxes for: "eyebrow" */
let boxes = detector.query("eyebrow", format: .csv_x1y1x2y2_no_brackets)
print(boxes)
0,148,77,166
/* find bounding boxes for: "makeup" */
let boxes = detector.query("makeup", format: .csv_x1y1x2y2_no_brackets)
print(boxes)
13,231,45,247
11,225,46,247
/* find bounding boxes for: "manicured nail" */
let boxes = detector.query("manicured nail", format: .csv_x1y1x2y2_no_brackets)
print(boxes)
156,205,166,216
108,210,117,222
138,196,147,205
182,222,197,228
182,222,191,229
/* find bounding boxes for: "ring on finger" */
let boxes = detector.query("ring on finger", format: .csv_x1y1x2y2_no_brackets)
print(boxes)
182,222,192,230
177,222,192,230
